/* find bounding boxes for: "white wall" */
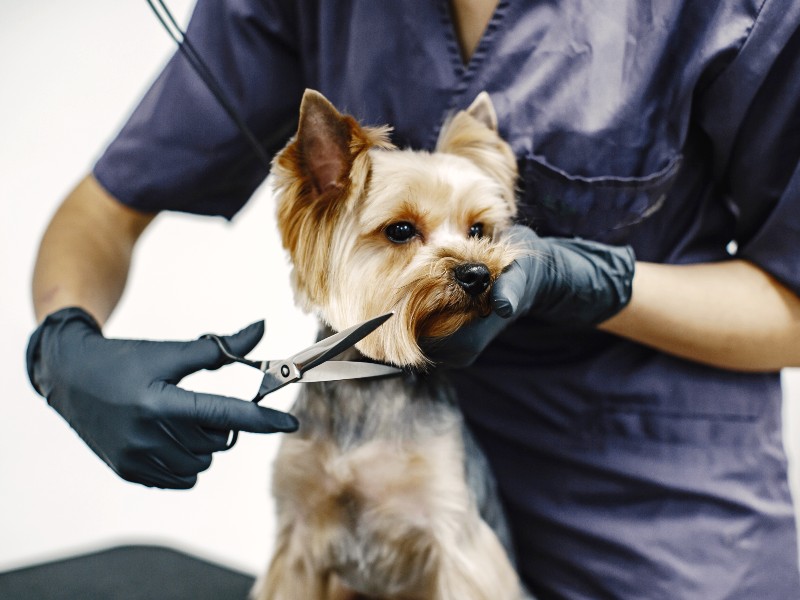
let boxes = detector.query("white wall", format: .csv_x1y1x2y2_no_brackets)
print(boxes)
1,0,798,578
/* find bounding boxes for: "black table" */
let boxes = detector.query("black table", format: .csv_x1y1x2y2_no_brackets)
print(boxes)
0,545,256,599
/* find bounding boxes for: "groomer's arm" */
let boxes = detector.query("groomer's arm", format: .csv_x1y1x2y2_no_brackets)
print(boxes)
599,260,800,372
32,174,155,325
27,174,298,488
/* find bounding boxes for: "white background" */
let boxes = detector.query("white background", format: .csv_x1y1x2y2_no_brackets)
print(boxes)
1,0,798,579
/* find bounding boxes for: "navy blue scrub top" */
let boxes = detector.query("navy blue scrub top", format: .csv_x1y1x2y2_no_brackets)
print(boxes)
94,1,800,598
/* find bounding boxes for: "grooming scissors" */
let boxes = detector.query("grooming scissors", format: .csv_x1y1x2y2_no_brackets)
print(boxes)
202,313,402,446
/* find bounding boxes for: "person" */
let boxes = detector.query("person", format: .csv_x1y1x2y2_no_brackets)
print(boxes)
26,1,800,598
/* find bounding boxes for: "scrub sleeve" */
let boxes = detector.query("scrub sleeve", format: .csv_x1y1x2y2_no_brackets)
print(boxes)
94,0,303,219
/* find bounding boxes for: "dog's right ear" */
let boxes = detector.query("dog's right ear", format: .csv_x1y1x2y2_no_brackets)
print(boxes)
276,89,392,201
295,90,357,195
272,90,393,310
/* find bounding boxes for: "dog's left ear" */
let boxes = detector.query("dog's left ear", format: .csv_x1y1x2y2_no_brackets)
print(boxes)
465,91,499,132
435,92,517,202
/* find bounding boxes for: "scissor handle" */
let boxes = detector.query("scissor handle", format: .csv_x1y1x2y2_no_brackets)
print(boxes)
201,334,267,370
200,333,266,449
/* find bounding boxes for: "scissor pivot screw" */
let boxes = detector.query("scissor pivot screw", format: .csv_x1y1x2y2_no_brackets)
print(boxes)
281,365,291,378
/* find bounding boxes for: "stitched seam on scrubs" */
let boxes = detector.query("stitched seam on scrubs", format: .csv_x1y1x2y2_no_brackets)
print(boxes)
695,0,770,97
526,153,684,190
437,0,513,78
602,408,758,422
437,0,467,77
462,0,512,84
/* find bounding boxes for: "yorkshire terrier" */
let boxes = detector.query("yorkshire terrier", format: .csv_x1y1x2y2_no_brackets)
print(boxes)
255,89,526,599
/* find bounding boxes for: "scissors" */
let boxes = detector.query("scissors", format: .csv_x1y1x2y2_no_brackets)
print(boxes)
202,312,402,446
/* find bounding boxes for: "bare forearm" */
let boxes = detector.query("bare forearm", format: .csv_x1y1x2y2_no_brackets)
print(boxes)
599,260,800,372
32,175,156,325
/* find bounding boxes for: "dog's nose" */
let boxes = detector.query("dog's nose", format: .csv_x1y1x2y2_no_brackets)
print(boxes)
454,263,491,296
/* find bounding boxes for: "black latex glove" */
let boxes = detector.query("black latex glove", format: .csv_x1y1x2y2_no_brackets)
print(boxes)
26,307,298,489
425,225,636,367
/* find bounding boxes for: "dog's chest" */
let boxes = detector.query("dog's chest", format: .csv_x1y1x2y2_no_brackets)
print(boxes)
269,376,476,592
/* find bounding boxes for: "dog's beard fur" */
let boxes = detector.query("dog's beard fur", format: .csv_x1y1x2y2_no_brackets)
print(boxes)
272,91,519,367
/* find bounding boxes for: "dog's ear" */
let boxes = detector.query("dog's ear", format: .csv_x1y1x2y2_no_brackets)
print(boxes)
271,90,393,310
436,92,517,205
296,89,360,194
465,91,498,132
278,89,392,200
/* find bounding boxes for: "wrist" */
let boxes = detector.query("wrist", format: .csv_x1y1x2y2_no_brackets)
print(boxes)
26,306,101,396
528,238,636,326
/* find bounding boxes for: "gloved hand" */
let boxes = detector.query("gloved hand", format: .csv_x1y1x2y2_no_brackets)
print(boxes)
425,225,636,367
26,307,298,489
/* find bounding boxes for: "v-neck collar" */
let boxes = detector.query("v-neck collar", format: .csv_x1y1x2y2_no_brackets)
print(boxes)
438,0,512,77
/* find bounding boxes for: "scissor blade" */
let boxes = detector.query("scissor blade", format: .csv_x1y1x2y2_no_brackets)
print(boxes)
290,313,394,374
300,361,402,383
255,363,300,400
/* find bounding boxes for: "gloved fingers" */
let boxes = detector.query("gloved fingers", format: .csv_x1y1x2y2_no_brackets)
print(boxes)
169,388,299,434
144,432,215,478
189,427,232,453
500,223,539,246
162,450,214,478
109,449,200,489
493,225,546,318
139,455,201,490
492,260,527,318
107,418,219,486
160,320,266,381
169,425,231,454
421,312,511,368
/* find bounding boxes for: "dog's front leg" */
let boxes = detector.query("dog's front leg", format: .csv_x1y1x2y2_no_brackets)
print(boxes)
252,524,329,600
434,519,525,600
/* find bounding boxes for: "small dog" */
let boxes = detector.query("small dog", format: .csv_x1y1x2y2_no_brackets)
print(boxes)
255,89,526,599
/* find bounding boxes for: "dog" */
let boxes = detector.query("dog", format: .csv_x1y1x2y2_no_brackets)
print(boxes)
254,89,526,599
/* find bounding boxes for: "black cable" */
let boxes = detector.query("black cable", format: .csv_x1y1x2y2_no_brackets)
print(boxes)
145,0,273,168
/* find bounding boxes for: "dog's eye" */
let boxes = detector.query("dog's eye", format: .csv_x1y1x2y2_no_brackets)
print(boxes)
468,223,485,238
385,222,418,244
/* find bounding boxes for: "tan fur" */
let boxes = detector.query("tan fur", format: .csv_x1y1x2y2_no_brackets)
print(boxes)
261,429,520,600
257,89,526,599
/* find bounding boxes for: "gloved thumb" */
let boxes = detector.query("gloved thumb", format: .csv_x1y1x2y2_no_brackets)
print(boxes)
492,260,528,318
212,319,266,362
165,320,265,381
493,224,543,319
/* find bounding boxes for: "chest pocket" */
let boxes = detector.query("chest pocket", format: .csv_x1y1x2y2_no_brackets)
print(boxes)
519,151,684,244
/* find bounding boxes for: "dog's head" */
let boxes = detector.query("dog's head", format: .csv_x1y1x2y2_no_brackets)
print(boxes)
272,89,518,367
